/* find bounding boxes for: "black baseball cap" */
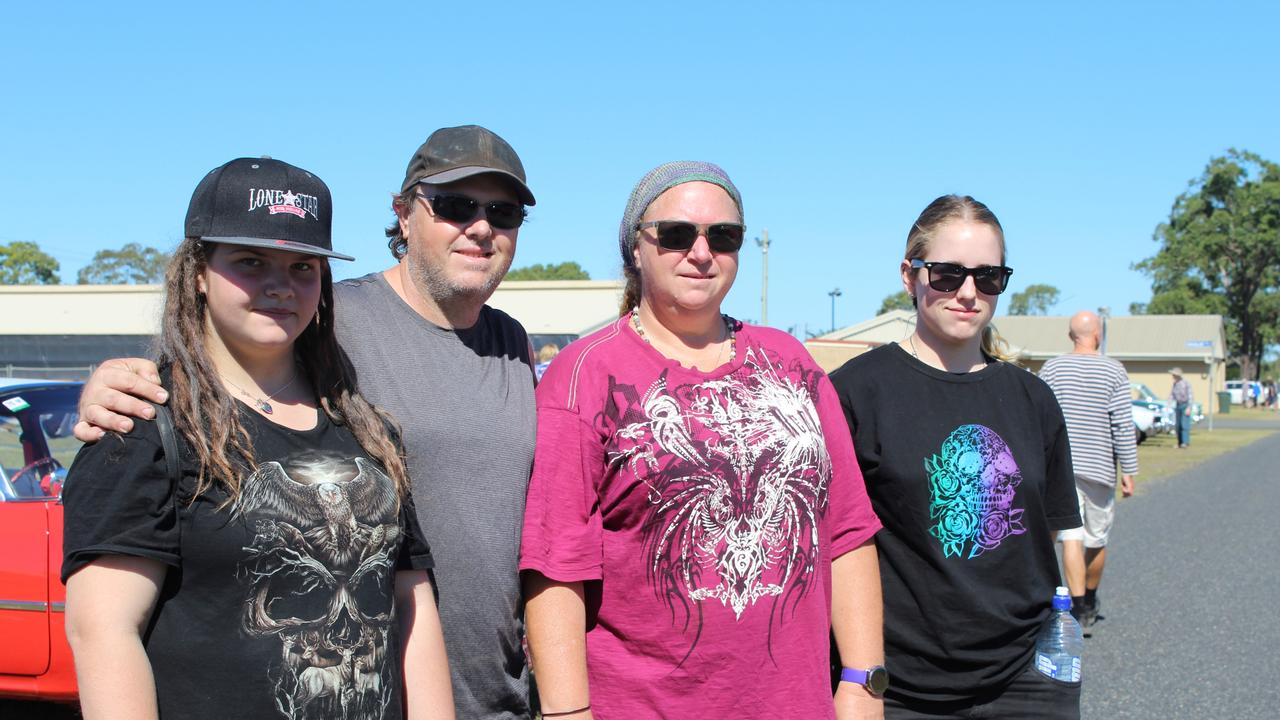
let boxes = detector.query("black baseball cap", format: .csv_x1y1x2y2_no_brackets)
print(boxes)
185,157,354,261
400,125,536,206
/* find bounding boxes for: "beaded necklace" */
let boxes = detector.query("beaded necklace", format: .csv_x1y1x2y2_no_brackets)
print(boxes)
630,309,737,366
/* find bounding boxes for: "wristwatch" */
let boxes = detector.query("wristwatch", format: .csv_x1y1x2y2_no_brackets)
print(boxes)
840,665,890,696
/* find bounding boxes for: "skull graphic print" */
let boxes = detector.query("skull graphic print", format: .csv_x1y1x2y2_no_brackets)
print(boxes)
233,452,403,720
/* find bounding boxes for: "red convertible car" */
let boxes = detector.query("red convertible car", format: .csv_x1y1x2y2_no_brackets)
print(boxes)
0,378,83,702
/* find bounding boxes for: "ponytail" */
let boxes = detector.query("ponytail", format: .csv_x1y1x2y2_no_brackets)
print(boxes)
619,264,641,317
981,323,1019,363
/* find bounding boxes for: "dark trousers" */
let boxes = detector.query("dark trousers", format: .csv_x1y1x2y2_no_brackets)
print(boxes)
884,664,1080,720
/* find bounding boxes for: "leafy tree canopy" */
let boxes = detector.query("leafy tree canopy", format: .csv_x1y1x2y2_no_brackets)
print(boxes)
76,243,170,284
0,241,60,284
1006,283,1061,316
1133,149,1280,380
877,290,914,315
505,261,591,281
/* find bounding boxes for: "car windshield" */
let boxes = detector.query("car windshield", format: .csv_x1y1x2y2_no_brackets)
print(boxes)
1131,383,1160,402
0,383,83,500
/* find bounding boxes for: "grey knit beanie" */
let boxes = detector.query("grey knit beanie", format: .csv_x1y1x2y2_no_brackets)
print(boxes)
617,161,744,270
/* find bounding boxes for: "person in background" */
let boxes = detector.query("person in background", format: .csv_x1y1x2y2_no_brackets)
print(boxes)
62,157,451,720
72,126,540,719
1169,367,1193,448
520,161,885,719
830,195,1083,719
534,342,559,381
1040,310,1138,631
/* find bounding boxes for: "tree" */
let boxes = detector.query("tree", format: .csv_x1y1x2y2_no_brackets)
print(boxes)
77,243,169,284
504,261,590,281
877,290,914,315
1133,149,1280,381
0,241,60,284
1006,284,1061,316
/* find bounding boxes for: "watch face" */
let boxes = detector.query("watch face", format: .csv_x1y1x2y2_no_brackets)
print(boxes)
867,666,890,695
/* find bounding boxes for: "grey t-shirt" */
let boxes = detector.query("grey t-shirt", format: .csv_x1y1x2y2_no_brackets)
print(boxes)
335,272,536,719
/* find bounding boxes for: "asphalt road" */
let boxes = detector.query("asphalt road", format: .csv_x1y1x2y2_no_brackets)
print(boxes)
1082,429,1280,719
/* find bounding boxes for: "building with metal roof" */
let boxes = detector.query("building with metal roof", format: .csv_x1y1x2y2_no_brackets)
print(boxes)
806,311,1228,412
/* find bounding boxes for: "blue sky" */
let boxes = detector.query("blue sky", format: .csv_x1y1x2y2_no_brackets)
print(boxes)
3,1,1277,337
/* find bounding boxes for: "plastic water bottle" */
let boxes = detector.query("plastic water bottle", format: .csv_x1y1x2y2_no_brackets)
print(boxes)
1034,586,1083,682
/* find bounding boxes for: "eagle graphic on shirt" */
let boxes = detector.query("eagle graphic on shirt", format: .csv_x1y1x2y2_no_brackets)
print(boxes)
232,453,402,720
605,345,831,636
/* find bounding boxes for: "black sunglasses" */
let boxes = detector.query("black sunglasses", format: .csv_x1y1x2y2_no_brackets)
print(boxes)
635,220,746,253
416,192,526,230
911,259,1014,295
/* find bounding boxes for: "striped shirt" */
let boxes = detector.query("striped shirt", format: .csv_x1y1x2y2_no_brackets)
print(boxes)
1040,353,1139,487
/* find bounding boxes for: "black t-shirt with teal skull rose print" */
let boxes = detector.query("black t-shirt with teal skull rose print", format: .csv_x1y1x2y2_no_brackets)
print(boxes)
829,343,1080,704
63,401,433,720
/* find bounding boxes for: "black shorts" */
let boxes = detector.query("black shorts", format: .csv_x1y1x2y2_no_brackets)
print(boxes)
884,663,1081,720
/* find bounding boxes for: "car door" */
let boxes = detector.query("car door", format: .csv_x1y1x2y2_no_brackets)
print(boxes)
0,500,53,676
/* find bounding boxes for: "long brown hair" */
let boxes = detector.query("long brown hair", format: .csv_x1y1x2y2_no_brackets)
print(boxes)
905,195,1017,363
156,239,410,506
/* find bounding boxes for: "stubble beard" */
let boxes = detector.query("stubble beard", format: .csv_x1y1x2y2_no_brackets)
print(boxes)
406,248,511,315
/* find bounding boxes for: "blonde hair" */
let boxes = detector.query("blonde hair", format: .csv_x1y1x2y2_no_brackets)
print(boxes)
537,343,560,363
905,195,1018,363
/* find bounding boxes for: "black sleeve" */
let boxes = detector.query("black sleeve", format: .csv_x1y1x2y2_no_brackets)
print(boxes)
61,420,181,582
396,491,434,573
1038,382,1082,531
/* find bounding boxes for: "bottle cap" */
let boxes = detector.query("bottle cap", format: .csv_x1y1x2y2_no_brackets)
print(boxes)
1053,586,1072,611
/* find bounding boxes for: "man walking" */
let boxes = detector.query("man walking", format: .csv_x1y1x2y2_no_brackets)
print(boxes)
76,126,540,718
1169,367,1194,448
1041,311,1138,628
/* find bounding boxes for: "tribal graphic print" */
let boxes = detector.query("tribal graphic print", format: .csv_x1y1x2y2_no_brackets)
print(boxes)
604,345,831,632
925,424,1027,559
233,452,403,720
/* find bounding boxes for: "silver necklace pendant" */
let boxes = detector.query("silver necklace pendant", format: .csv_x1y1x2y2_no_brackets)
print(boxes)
257,400,274,415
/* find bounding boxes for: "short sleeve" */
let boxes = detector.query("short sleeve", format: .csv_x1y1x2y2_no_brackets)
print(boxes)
815,373,882,557
396,492,435,573
518,405,605,581
61,421,181,582
1040,389,1083,531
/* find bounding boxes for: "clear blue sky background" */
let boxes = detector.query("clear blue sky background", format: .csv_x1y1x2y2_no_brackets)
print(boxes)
4,1,1277,338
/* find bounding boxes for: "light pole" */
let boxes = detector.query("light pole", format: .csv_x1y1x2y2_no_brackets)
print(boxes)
755,229,770,325
828,287,842,333
1097,306,1111,355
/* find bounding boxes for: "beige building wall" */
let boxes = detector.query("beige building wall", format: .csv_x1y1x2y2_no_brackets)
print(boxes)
486,280,623,335
0,285,164,334
0,280,624,340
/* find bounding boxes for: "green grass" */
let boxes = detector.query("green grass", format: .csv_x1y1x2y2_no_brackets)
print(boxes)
1135,423,1277,484
1213,404,1280,423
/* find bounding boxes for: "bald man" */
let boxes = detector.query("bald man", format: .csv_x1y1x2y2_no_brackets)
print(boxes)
1040,311,1139,629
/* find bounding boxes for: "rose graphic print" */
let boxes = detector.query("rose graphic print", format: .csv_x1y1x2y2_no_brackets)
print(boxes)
925,424,1026,559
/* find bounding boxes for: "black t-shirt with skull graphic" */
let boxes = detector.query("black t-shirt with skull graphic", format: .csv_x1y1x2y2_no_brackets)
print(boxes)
829,343,1080,704
62,401,433,720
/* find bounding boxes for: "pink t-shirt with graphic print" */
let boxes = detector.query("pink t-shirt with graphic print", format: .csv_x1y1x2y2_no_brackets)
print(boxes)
520,317,881,719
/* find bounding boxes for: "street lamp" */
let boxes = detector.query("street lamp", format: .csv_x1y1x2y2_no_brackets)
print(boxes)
1097,306,1111,355
755,229,770,325
828,287,843,333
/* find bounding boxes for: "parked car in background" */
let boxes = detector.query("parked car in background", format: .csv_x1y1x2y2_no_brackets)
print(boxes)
0,378,83,703
1131,382,1175,436
1225,380,1244,405
1132,402,1158,444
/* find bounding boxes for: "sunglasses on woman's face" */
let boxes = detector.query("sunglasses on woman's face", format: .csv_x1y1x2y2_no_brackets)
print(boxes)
416,192,526,230
911,259,1014,295
635,220,746,253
